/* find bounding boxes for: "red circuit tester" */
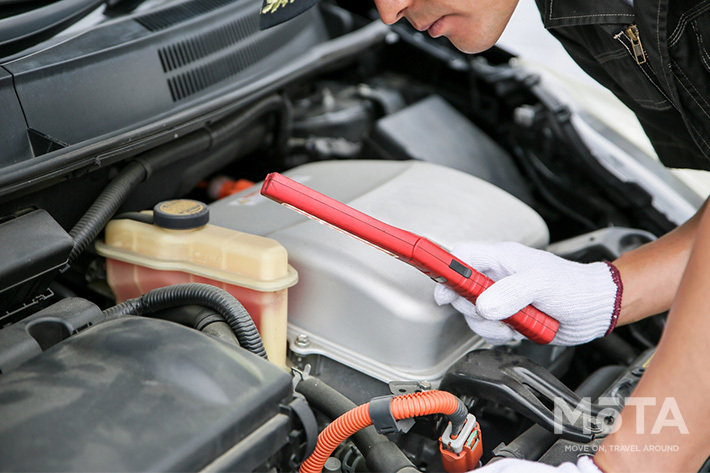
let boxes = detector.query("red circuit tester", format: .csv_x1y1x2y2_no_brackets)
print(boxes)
260,172,560,344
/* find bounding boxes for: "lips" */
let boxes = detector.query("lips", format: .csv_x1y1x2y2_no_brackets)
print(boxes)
411,16,439,32
410,15,447,38
427,16,446,38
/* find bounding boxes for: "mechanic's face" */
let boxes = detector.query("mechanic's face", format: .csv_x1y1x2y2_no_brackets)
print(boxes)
373,0,519,54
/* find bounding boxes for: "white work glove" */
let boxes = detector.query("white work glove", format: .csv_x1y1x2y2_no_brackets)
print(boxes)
477,456,602,473
434,242,623,346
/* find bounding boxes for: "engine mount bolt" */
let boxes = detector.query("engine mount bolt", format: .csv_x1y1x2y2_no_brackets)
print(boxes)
419,381,432,390
587,418,602,433
294,334,311,348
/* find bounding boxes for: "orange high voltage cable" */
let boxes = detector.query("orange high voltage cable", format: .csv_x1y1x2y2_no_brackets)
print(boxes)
300,390,461,473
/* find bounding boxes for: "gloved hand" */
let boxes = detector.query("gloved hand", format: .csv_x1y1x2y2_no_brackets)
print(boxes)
434,242,623,346
477,456,602,473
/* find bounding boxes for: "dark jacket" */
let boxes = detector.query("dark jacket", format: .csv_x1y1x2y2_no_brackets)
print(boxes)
534,0,710,170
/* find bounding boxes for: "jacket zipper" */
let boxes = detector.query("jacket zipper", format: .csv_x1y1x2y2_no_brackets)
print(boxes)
625,24,646,65
614,24,673,104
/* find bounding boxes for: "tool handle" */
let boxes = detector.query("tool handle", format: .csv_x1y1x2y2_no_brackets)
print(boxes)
414,239,560,344
262,173,560,344
261,172,420,257
506,306,560,344
451,269,559,344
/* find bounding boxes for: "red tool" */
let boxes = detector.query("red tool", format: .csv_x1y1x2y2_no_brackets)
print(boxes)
260,172,559,344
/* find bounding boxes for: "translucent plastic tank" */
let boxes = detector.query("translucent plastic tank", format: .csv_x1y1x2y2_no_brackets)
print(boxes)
96,203,298,367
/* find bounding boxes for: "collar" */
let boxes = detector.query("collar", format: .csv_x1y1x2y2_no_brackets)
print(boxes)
536,0,635,29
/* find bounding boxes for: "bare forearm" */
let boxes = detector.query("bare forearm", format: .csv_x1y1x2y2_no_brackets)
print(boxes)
613,199,708,325
595,199,710,473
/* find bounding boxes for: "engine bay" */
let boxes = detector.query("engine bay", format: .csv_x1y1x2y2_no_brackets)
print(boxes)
0,0,695,471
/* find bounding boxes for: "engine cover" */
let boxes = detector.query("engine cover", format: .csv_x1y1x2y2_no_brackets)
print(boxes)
210,160,549,382
0,317,292,472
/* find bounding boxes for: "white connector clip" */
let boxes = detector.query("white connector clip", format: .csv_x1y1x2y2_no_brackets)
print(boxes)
441,413,477,454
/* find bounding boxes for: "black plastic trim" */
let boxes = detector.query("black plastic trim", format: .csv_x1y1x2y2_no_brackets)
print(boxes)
0,17,388,200
0,0,104,55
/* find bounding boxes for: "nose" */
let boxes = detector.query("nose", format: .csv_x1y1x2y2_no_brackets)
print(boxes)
373,0,411,25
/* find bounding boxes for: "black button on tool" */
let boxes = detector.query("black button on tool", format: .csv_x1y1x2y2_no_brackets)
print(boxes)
449,259,472,278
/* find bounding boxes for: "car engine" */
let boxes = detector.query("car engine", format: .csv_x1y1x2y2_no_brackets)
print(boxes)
0,0,700,471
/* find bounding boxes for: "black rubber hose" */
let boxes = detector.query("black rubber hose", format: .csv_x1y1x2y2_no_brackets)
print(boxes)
490,424,556,463
587,333,638,366
574,365,627,401
201,321,241,347
113,212,154,225
66,95,288,265
103,283,267,359
146,304,221,329
147,305,240,347
449,398,470,437
68,161,148,263
67,132,211,265
296,377,418,473
207,95,286,145
133,96,287,175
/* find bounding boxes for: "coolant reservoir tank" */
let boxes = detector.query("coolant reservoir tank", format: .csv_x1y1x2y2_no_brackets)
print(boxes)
95,200,298,367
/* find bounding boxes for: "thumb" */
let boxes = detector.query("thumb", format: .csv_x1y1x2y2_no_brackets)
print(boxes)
474,272,538,321
450,242,507,277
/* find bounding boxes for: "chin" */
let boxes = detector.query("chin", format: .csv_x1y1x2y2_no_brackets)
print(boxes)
449,37,497,55
445,24,501,54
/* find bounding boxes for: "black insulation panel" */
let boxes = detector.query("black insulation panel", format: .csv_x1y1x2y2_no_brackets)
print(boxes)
370,95,534,205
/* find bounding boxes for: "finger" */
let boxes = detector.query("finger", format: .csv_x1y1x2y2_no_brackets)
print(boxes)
451,295,478,317
434,284,458,305
462,314,517,345
474,272,538,321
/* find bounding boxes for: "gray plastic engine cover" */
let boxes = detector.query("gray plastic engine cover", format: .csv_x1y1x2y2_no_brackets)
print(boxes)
210,160,549,382
0,317,292,472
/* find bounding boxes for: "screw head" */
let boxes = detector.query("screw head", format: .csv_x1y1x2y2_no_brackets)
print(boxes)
419,380,432,390
294,334,311,348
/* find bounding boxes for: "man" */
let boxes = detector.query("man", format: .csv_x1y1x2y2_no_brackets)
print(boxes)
382,1,710,471
374,0,710,171
262,1,710,471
